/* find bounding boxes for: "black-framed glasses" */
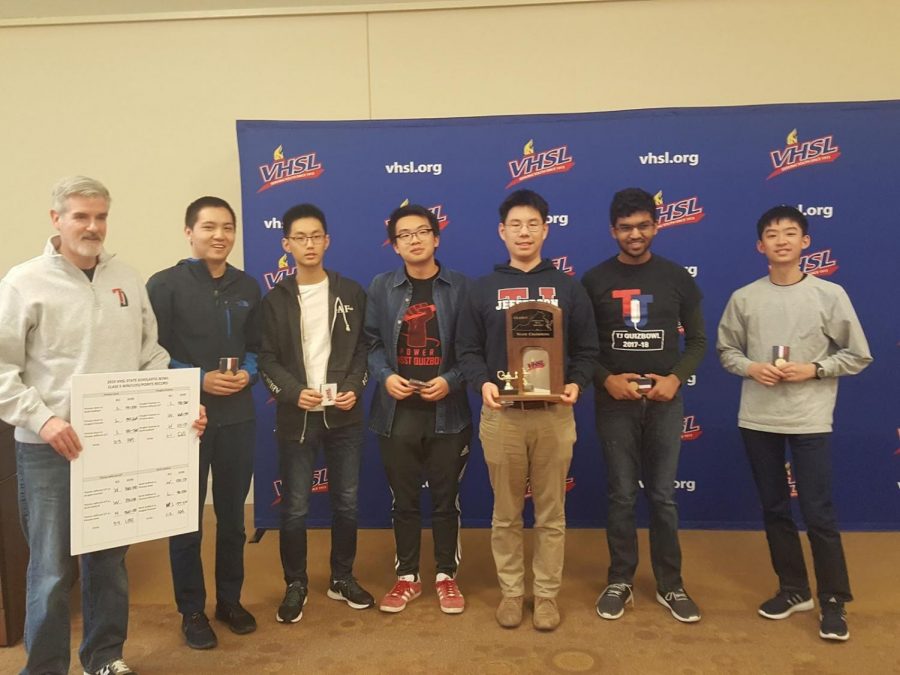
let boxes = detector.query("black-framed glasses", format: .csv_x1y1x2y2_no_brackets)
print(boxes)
286,233,326,245
394,227,434,243
613,222,655,234
504,222,544,233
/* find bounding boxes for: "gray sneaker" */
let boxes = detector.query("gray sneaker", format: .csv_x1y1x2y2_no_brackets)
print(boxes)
596,583,634,620
656,588,701,623
84,659,137,675
758,590,814,620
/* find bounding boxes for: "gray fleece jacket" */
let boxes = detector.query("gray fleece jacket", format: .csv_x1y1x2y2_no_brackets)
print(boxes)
0,236,170,442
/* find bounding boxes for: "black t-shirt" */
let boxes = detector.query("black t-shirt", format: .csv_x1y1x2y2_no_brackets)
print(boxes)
581,254,702,378
397,272,442,408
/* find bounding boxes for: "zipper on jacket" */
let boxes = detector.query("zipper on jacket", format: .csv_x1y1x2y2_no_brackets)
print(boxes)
300,409,308,444
322,294,341,430
295,278,352,434
323,289,354,430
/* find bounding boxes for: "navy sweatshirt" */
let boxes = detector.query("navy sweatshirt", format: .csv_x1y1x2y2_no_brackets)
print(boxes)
147,259,262,424
456,259,599,394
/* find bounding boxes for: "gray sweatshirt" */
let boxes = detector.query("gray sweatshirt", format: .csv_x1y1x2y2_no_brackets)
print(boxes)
717,274,872,433
0,237,170,443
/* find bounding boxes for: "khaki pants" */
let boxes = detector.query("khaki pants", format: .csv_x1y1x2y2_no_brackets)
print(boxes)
479,403,576,598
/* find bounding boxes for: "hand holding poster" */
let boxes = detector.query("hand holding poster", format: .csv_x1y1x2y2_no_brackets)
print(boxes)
69,368,200,555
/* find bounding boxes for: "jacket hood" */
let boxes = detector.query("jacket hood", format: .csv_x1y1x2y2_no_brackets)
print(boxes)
272,268,349,296
176,257,240,283
492,258,556,275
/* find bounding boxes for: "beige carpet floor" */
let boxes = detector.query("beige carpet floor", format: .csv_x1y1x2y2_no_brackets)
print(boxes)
2,510,898,674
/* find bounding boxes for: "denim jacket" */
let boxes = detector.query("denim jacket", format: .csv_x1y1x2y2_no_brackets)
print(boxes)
365,264,471,436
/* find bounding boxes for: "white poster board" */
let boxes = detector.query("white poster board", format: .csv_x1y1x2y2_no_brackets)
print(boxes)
70,368,200,555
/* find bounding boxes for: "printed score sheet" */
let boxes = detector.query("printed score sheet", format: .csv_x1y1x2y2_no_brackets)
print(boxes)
70,368,200,555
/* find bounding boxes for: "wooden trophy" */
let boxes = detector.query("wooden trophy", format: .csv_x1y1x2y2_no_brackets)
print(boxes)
497,301,564,403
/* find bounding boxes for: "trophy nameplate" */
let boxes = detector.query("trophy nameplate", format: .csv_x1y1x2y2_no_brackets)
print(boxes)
497,301,564,403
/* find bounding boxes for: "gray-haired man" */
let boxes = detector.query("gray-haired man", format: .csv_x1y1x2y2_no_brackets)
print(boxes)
0,177,206,675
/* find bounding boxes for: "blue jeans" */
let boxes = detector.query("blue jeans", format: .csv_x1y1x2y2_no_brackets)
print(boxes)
740,428,851,603
278,414,363,586
169,419,255,614
595,391,684,591
16,442,129,675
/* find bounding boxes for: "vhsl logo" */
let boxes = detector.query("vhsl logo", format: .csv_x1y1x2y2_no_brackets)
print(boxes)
506,139,575,189
264,217,282,229
768,129,840,180
552,256,574,276
654,190,705,229
682,415,702,441
263,254,296,290
799,248,839,277
258,145,324,193
311,467,329,493
383,199,449,246
270,467,329,506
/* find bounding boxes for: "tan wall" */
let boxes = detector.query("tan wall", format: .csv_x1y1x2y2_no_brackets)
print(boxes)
2,0,899,277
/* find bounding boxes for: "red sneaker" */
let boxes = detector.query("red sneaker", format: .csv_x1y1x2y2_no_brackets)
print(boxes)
435,576,465,614
379,578,422,613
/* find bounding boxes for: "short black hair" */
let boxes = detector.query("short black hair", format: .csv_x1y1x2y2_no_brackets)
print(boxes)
386,204,439,241
282,203,327,237
756,205,809,239
499,189,549,223
185,196,236,230
609,188,657,226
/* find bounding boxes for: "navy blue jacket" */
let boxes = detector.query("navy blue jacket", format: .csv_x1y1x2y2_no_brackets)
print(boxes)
365,264,471,436
147,259,262,424
456,259,599,394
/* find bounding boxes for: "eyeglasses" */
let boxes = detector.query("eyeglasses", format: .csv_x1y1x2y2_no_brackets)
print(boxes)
613,222,655,234
286,233,326,245
504,222,544,233
394,227,434,243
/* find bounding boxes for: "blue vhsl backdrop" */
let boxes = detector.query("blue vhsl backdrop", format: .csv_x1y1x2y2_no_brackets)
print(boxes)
237,100,899,532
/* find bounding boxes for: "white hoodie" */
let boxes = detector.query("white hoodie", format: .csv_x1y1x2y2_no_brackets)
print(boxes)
0,236,170,443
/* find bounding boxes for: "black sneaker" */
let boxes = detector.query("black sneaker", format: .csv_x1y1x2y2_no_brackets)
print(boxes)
83,659,137,675
819,597,849,641
181,612,217,649
327,577,375,609
596,583,634,620
758,590,814,620
656,588,701,623
215,601,258,634
277,582,308,623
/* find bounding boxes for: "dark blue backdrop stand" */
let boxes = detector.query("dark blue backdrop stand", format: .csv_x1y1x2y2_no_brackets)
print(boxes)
237,101,900,544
